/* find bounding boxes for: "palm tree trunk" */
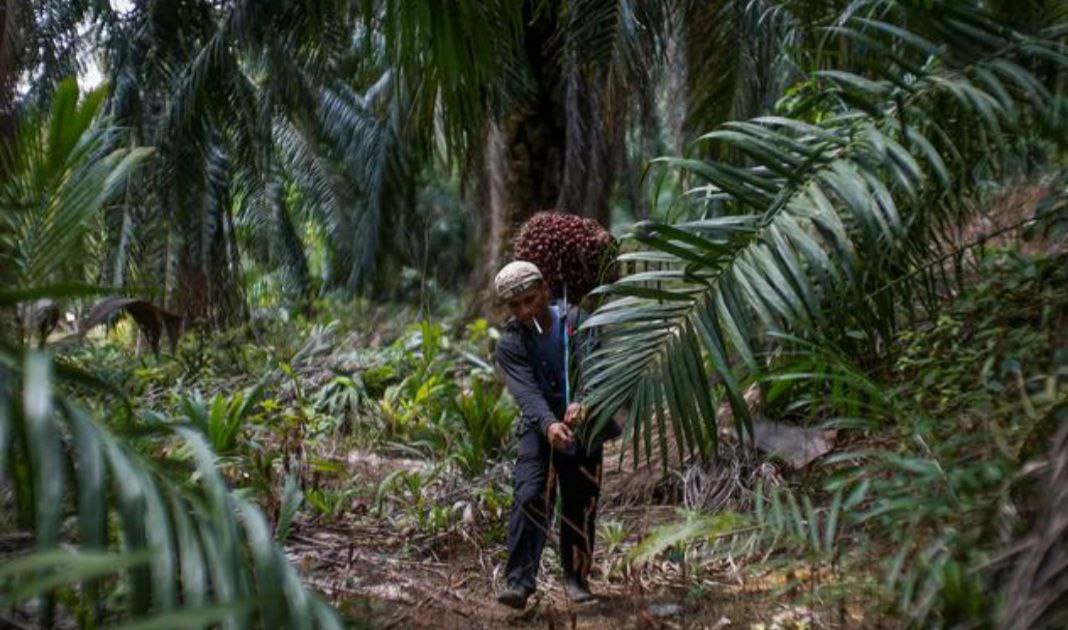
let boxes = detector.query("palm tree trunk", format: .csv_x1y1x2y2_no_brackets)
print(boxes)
267,176,311,301
466,1,622,316
110,205,134,286
465,100,572,317
0,0,24,152
467,122,513,317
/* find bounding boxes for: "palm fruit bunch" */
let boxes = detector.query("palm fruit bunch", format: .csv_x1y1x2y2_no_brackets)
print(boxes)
513,210,618,299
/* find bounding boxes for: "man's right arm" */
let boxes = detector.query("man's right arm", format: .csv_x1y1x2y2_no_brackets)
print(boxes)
495,332,558,436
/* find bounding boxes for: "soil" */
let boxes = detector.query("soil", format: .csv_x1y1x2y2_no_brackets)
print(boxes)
284,449,855,629
287,515,768,629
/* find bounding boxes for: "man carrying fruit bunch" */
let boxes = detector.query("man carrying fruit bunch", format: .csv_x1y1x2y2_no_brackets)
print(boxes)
492,260,620,609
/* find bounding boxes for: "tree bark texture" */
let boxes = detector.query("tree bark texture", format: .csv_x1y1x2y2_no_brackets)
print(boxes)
467,1,626,317
0,0,26,152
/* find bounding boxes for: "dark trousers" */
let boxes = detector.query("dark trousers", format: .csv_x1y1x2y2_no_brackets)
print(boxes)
506,427,603,590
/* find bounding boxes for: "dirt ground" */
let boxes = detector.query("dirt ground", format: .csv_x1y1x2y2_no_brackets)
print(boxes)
283,448,847,629
291,532,761,628
286,512,769,629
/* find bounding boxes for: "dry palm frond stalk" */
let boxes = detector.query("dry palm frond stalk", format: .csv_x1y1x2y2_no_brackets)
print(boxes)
1002,412,1068,629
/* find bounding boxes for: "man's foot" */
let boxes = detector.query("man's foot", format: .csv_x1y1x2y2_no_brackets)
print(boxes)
496,583,533,609
564,577,596,603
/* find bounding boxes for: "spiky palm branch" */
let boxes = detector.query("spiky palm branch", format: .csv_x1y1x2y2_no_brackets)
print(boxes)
0,78,149,289
0,344,341,628
580,1,1068,464
679,0,809,146
0,78,150,344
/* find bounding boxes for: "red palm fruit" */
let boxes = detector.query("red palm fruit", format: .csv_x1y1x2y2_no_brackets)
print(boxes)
513,210,619,299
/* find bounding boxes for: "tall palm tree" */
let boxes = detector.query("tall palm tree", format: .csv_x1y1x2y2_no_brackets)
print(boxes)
21,0,838,317
21,0,376,323
367,0,846,311
101,0,357,323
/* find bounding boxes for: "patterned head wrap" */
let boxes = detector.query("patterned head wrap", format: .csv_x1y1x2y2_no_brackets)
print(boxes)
495,261,543,300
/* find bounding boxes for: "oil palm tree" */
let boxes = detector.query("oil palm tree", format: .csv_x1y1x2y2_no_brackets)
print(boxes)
21,0,375,322
351,0,858,310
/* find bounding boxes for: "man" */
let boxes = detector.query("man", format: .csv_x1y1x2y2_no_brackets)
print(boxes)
493,260,619,609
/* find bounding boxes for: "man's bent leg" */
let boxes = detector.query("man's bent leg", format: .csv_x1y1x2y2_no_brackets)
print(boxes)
557,449,603,586
505,428,552,591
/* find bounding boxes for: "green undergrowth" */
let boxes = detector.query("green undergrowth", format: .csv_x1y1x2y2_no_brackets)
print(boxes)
4,292,526,621
620,246,1067,626
52,299,520,545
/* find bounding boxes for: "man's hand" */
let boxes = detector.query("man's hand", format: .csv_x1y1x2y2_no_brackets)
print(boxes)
547,422,574,450
563,403,586,429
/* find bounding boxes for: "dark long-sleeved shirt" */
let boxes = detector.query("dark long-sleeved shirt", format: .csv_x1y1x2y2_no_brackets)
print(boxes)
496,303,619,446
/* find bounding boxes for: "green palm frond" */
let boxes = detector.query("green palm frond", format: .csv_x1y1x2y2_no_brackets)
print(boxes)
16,0,97,104
0,78,150,292
374,0,527,156
679,0,809,144
0,345,341,628
299,77,418,290
563,0,664,80
581,3,1068,464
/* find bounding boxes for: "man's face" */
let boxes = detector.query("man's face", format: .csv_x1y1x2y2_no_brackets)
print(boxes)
505,282,550,329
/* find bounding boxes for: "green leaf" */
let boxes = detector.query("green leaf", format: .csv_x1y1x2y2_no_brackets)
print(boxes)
594,284,698,302
112,602,256,630
824,488,843,551
275,471,303,543
0,551,150,607
24,353,63,556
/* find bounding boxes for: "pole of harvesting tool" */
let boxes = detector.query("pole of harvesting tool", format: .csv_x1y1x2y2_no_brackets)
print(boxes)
545,282,569,549
562,282,570,407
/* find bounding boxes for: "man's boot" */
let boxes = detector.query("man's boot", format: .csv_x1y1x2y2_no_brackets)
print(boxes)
496,582,533,609
564,576,595,603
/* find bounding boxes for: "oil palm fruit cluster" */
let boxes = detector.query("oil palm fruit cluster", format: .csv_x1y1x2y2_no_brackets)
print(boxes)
513,210,618,299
